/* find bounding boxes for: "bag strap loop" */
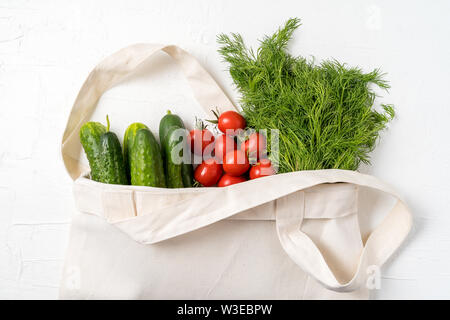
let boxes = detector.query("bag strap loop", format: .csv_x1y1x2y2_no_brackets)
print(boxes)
61,43,236,180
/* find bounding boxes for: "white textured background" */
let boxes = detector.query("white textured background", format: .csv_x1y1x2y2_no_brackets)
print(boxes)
1,0,450,299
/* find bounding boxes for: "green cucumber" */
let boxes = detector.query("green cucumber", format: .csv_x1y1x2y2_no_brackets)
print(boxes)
97,116,128,185
181,163,194,187
129,128,166,187
79,121,107,182
80,116,128,185
164,128,184,188
99,131,128,185
123,122,149,181
159,110,193,188
159,110,185,146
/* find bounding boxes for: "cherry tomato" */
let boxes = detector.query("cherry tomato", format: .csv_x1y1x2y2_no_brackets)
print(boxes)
218,111,246,136
241,132,267,161
214,134,236,163
249,161,275,180
189,128,215,156
223,150,250,176
218,174,247,187
194,158,223,187
259,158,272,167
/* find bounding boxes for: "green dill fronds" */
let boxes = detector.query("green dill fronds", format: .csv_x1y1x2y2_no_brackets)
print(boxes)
218,18,394,173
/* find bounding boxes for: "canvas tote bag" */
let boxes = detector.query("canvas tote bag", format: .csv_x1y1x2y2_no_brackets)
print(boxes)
59,43,413,299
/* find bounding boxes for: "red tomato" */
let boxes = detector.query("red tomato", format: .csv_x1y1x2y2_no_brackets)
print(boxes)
214,134,236,163
194,158,222,187
189,128,215,156
249,162,275,180
218,174,247,187
223,150,250,176
241,132,267,160
259,158,272,167
218,111,246,136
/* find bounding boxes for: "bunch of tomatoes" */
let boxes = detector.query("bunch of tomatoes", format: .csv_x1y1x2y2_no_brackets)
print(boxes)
189,110,275,187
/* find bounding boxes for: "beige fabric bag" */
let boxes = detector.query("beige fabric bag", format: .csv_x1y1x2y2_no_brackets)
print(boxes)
59,44,413,299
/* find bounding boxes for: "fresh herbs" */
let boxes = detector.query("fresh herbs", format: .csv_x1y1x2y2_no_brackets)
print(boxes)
218,18,394,173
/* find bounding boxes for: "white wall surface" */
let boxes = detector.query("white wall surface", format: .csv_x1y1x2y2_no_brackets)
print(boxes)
0,0,449,299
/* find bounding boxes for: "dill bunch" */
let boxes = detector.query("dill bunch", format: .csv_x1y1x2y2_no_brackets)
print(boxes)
217,18,394,173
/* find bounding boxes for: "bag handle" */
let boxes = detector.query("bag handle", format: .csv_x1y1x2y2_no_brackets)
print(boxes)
100,169,411,292
276,172,412,292
61,43,236,180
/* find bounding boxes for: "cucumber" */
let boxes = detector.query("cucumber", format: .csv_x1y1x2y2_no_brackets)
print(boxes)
165,128,184,188
123,122,149,181
79,121,107,182
80,116,128,185
129,128,166,187
159,110,185,146
159,110,193,188
98,131,128,185
181,163,194,187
